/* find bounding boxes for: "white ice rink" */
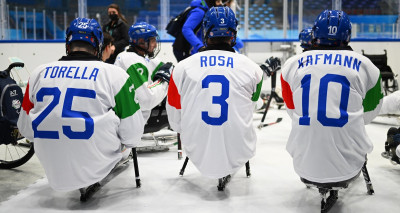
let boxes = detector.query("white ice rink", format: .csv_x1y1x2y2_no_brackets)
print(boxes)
1,108,399,213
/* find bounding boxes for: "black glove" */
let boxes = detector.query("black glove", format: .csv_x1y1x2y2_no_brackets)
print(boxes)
260,57,281,76
153,62,174,83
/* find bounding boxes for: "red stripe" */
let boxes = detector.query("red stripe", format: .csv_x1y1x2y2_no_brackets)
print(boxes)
280,74,295,109
167,74,181,109
21,82,34,114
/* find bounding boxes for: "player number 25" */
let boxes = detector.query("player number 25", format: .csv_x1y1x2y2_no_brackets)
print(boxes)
201,75,229,126
32,87,95,139
299,73,350,127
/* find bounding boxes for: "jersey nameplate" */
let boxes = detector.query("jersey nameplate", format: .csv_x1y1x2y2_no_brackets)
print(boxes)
298,53,362,72
43,66,99,81
200,56,234,68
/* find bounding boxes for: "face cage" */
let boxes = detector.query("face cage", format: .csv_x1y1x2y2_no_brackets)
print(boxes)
146,35,161,59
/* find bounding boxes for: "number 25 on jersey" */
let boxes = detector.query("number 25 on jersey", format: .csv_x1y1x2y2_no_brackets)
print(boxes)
33,87,95,139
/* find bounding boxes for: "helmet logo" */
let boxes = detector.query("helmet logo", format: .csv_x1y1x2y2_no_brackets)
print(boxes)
328,26,338,36
77,22,89,29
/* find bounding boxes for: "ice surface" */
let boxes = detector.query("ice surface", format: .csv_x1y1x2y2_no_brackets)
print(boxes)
1,109,399,213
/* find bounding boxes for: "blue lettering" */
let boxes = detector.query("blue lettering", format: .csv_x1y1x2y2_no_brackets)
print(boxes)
298,57,304,68
89,68,99,81
73,67,80,79
353,58,362,72
344,56,353,69
226,57,233,68
334,54,342,65
218,56,225,66
200,56,207,67
324,54,332,64
210,56,216,66
66,66,74,78
50,66,59,78
306,55,313,66
58,66,68,78
315,54,322,65
44,66,52,78
81,67,88,79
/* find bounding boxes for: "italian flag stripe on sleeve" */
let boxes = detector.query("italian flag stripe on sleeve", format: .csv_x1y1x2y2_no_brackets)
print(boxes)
251,77,263,101
114,78,141,119
363,75,384,112
281,74,295,109
151,62,164,80
127,63,149,89
167,74,181,109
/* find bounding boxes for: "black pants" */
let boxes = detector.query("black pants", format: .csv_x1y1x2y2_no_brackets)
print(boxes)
173,48,190,62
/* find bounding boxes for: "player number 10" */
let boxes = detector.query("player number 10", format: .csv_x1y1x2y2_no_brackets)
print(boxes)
299,73,350,127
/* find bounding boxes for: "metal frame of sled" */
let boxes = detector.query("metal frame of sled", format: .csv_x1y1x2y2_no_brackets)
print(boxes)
79,148,141,202
179,156,251,191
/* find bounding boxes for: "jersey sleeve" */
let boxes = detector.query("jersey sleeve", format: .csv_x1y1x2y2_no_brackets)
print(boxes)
166,69,182,133
380,90,400,115
126,63,168,111
280,60,295,119
362,63,384,124
112,73,145,148
251,64,264,102
17,82,34,141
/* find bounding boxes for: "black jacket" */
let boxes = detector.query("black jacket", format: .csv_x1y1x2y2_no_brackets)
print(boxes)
102,19,129,64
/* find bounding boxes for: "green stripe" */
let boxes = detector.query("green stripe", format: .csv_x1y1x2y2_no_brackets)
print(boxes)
363,75,384,112
126,63,149,89
151,62,164,80
113,77,141,119
251,77,263,101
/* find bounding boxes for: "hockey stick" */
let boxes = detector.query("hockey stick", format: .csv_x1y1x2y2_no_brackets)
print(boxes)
361,161,374,195
258,117,283,129
132,148,141,188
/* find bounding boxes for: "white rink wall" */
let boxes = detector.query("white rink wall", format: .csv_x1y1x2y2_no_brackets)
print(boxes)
1,41,400,84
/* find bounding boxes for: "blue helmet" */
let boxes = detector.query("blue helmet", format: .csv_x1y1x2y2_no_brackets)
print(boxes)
128,22,160,58
312,10,351,46
203,6,238,46
66,18,103,55
299,27,313,49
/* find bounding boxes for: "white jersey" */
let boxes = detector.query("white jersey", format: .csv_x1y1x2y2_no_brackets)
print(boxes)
380,90,400,115
17,56,145,191
114,51,168,121
281,48,383,183
167,49,263,178
378,91,400,158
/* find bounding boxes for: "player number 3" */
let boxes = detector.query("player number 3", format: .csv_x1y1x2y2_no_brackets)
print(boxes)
201,75,229,126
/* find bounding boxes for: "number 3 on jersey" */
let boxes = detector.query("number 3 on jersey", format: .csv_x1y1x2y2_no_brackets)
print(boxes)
201,75,229,126
299,73,350,127
32,87,95,139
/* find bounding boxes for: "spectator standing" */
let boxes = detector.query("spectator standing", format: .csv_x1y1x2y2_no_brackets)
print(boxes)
103,4,129,64
173,0,223,62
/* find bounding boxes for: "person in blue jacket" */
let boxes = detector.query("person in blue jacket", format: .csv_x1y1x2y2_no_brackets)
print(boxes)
173,0,223,62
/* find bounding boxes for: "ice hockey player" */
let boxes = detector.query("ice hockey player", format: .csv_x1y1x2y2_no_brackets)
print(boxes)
379,90,400,164
17,18,145,191
281,10,383,185
114,22,173,122
166,6,264,180
299,27,313,51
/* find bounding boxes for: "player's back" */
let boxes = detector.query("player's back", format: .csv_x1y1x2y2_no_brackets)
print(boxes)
169,50,263,178
281,48,383,183
19,58,140,191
